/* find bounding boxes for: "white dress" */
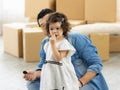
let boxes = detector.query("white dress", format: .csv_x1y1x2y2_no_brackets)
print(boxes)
40,39,79,90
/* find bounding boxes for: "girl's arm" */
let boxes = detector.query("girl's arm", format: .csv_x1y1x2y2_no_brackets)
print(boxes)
50,34,68,61
51,43,68,61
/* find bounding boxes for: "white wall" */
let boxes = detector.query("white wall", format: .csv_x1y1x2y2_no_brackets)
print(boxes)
0,0,3,35
0,0,28,35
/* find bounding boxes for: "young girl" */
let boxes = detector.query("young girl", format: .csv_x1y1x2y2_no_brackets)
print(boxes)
40,12,79,90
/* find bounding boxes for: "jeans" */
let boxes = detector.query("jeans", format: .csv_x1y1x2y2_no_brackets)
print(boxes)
27,78,40,90
27,78,93,90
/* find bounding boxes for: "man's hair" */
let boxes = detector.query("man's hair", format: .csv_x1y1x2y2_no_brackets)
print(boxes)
37,8,55,27
46,12,71,37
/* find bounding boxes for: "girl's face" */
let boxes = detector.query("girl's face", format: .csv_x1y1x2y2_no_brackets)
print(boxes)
49,22,64,39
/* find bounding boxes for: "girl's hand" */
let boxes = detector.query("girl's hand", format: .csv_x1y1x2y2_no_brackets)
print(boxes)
50,33,57,44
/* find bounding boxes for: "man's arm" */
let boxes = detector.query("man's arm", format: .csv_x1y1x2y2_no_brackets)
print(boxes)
79,71,96,86
69,33,102,86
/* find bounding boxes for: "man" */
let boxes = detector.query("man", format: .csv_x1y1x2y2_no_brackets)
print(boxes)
23,8,108,90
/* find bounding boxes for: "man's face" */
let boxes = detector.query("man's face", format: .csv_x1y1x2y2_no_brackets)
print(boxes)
38,14,50,34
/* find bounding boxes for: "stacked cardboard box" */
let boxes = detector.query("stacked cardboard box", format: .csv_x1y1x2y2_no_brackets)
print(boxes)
3,22,38,57
84,0,120,52
69,20,87,27
85,0,117,23
90,33,110,61
23,28,45,62
110,34,120,52
3,23,24,57
56,0,84,20
25,0,56,22
117,0,120,22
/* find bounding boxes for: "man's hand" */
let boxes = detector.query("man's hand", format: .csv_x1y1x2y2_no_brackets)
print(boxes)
78,80,83,88
23,70,38,81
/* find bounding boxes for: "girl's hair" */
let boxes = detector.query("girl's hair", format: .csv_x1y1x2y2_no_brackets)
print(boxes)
46,12,71,37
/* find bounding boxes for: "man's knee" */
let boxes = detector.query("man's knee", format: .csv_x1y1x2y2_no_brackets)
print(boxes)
26,79,40,90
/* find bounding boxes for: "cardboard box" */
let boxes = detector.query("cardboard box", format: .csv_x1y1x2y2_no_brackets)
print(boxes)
90,33,110,61
3,22,38,57
25,0,56,19
117,0,120,22
3,23,24,57
56,0,84,20
85,0,116,23
69,20,87,27
110,34,120,52
23,28,46,62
